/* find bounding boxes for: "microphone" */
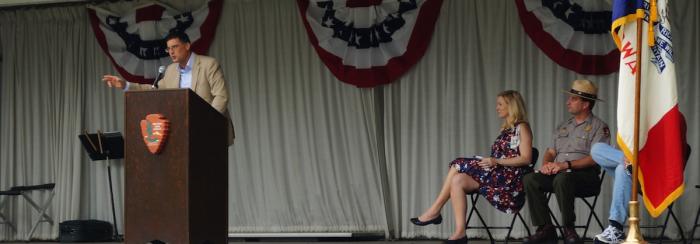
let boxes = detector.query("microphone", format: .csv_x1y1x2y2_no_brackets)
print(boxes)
151,65,166,89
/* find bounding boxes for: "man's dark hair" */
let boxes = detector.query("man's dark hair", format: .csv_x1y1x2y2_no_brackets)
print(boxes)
165,31,191,43
586,99,596,110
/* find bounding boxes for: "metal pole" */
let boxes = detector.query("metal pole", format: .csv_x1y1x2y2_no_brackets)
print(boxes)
106,156,122,241
623,17,647,244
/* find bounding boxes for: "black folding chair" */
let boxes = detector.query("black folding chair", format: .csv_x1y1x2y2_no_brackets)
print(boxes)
465,148,538,244
546,170,606,240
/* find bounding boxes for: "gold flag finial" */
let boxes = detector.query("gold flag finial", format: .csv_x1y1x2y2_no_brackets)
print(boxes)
648,0,658,46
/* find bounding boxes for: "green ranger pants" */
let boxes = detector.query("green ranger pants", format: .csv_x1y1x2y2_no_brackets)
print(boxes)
523,167,601,227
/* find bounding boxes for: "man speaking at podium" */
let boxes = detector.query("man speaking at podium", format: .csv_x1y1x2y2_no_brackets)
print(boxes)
103,32,234,146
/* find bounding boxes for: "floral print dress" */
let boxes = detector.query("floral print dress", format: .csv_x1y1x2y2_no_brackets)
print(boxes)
448,123,532,214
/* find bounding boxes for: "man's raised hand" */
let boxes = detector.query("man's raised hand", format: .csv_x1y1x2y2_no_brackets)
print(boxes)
102,75,125,89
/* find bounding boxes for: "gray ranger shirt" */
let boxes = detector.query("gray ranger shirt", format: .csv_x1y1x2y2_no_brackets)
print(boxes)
550,114,610,163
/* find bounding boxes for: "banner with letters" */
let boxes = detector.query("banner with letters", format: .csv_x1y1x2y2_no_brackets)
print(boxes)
516,0,619,75
297,0,443,87
88,0,222,84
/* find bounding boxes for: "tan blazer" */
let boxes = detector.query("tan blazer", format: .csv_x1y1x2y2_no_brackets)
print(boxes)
129,54,235,145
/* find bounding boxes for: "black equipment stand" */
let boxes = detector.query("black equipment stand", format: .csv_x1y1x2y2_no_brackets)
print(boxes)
78,131,124,241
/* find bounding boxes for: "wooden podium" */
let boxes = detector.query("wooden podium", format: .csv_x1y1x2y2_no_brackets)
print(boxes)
124,89,228,244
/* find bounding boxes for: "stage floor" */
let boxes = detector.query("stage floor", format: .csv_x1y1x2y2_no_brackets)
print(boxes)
0,241,691,244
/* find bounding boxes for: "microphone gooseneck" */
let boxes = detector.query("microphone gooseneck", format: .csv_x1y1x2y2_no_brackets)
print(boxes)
151,65,166,89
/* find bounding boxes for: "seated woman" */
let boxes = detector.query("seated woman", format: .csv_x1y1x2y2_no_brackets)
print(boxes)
410,90,533,244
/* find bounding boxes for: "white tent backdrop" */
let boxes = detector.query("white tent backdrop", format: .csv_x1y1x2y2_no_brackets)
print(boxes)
0,0,698,241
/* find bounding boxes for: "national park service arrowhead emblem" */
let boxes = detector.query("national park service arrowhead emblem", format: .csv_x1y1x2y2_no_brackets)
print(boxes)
140,114,170,154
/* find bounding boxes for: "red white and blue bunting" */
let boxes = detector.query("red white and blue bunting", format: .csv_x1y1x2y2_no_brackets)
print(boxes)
88,0,222,84
297,0,443,87
516,0,619,75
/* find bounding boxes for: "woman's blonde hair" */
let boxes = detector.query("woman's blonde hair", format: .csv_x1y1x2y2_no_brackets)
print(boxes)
498,90,528,129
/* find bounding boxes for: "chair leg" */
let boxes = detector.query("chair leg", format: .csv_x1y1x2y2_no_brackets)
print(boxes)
547,207,565,239
499,211,533,244
518,212,532,236
466,194,479,229
500,212,534,244
658,209,670,243
690,205,700,244
657,205,685,244
582,198,595,238
545,193,565,239
465,194,495,244
473,204,495,244
581,197,604,238
504,212,519,244
479,219,495,243
466,193,535,244
671,207,686,243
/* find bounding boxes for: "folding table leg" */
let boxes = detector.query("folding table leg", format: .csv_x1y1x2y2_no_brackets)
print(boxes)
22,190,55,239
0,196,17,232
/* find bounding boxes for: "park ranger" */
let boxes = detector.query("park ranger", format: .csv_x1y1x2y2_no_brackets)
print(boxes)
522,79,611,244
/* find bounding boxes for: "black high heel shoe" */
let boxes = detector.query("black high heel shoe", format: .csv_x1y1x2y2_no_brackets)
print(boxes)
409,214,442,226
445,236,467,244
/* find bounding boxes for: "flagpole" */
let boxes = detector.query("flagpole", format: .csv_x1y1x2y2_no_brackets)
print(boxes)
623,17,647,244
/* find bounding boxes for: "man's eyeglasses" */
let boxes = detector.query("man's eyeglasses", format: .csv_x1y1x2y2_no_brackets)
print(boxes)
166,45,181,52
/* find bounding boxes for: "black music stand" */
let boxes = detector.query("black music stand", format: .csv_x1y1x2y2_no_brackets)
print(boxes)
78,131,124,241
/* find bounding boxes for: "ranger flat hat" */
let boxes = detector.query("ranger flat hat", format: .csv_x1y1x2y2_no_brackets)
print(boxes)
563,79,604,102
